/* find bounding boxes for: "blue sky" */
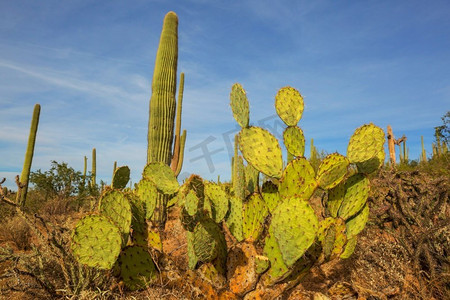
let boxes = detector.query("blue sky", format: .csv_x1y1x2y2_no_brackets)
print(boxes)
1,0,449,190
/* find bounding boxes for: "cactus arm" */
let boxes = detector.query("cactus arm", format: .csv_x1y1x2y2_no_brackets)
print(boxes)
170,72,185,173
19,103,40,207
175,129,186,176
147,11,178,165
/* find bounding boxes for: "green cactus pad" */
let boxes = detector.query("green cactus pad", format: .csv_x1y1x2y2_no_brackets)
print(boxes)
225,196,244,242
340,235,357,259
142,162,179,195
346,203,369,237
187,231,198,269
261,181,281,213
283,126,305,157
243,193,269,241
327,182,345,218
245,164,260,194
204,182,229,223
347,123,385,166
271,197,319,267
255,255,270,274
356,148,385,174
135,179,158,219
118,245,157,291
112,166,130,189
127,193,146,235
263,226,291,283
230,83,250,128
316,153,349,190
337,173,370,220
98,190,132,244
238,126,283,179
275,86,304,126
193,219,223,263
234,155,246,201
185,190,200,216
279,157,317,201
71,215,122,269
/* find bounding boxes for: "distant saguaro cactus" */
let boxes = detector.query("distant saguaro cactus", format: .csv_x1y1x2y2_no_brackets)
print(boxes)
19,103,40,207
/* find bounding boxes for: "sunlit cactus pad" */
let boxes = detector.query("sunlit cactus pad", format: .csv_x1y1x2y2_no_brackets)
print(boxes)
347,123,385,166
230,83,250,128
238,126,283,179
118,245,157,291
275,86,304,126
279,157,317,200
204,182,229,223
261,180,280,213
98,190,132,241
142,162,179,194
112,165,130,189
71,214,122,269
316,153,349,190
345,203,369,237
243,193,268,241
135,179,158,219
337,173,370,220
271,197,319,267
283,126,305,157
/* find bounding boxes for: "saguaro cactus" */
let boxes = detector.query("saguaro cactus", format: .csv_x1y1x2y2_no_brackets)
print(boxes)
19,103,40,207
146,11,186,227
91,148,96,187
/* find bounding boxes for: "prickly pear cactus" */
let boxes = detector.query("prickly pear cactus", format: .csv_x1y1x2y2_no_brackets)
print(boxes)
142,162,179,195
135,179,158,219
336,173,370,220
112,165,130,189
117,245,157,291
71,215,122,269
275,86,304,126
242,193,268,241
204,182,229,223
261,180,280,213
98,190,132,244
283,126,305,157
279,157,317,200
230,83,250,128
316,153,349,190
238,126,283,179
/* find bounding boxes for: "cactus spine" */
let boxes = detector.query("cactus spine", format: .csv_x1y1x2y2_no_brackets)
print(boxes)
19,103,40,207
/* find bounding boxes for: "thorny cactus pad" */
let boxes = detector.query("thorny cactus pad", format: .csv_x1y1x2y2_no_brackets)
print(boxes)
279,157,317,200
118,245,157,291
230,83,250,128
283,126,305,157
238,126,283,178
261,180,281,213
98,190,132,244
135,179,158,219
71,215,122,269
142,162,180,194
112,165,130,189
337,173,370,220
345,203,369,237
316,153,349,190
275,86,304,126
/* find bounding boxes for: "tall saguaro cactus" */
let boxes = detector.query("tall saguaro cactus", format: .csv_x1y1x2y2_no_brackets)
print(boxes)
19,104,40,207
91,148,96,187
147,11,186,228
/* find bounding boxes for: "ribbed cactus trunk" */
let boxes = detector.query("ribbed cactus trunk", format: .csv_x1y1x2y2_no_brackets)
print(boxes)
19,104,40,207
147,12,178,165
147,12,180,228
91,148,96,187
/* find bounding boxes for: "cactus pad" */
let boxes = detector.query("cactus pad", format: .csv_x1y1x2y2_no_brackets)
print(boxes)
340,236,357,259
337,173,370,220
263,226,291,283
185,190,200,216
316,153,349,190
279,157,317,201
346,203,369,237
135,179,158,219
112,166,130,189
271,197,319,266
230,83,250,128
142,162,179,195
356,148,385,174
204,182,229,223
98,190,132,243
71,215,122,269
243,193,268,241
261,180,281,213
255,255,270,274
238,126,283,179
347,123,385,166
118,246,157,291
327,182,345,218
275,86,304,126
193,219,221,263
187,231,198,269
245,164,260,194
283,126,305,157
225,196,244,242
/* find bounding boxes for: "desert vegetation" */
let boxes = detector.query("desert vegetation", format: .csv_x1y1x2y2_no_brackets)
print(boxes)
0,11,449,300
